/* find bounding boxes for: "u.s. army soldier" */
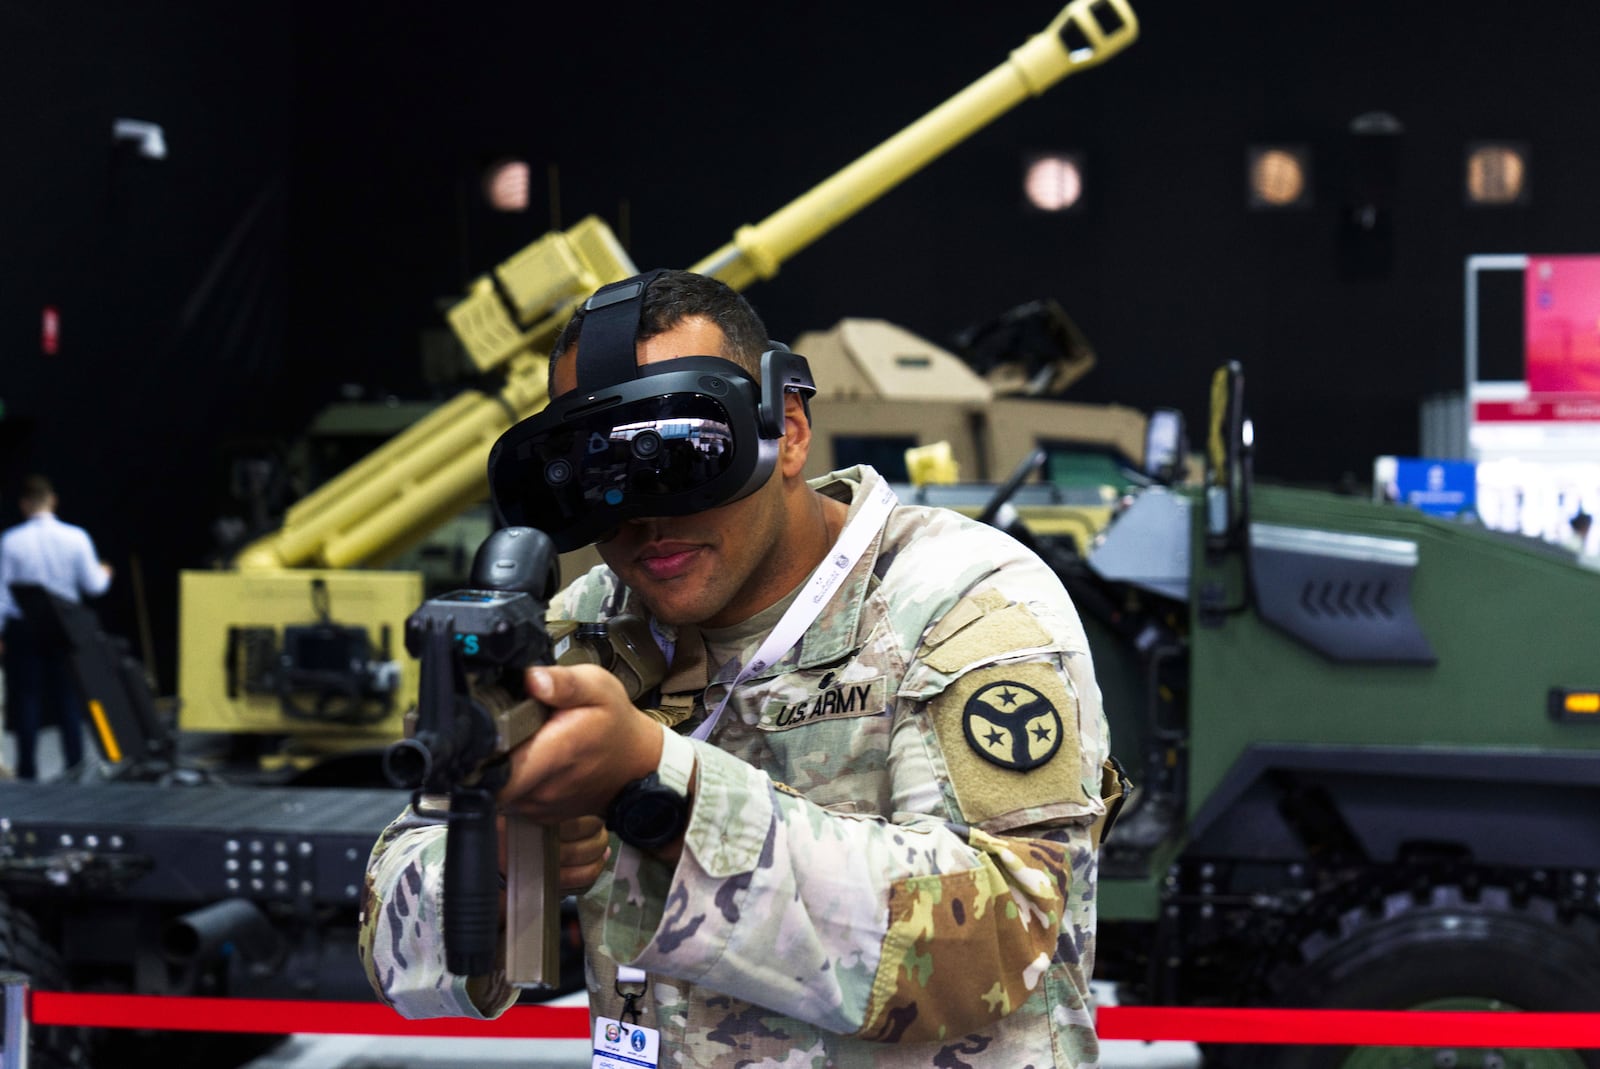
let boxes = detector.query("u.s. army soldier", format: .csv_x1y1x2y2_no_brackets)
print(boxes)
359,269,1112,1068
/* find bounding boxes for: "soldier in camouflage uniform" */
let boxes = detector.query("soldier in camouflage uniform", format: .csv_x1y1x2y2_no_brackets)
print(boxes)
360,270,1111,1068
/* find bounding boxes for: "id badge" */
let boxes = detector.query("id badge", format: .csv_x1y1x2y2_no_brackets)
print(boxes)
592,1015,661,1069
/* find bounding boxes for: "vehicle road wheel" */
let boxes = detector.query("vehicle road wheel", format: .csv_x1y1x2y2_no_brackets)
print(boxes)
1240,884,1600,1069
0,893,93,1068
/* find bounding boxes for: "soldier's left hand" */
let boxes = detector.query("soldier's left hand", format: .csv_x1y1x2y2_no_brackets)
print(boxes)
556,816,610,893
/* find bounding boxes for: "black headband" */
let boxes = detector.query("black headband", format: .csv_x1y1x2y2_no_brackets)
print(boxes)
575,268,670,393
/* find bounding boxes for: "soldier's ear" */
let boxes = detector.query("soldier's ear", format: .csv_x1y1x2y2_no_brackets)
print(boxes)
779,392,812,478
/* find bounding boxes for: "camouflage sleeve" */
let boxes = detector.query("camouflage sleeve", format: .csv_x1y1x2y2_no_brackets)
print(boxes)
358,800,520,1020
597,677,1103,1045
552,561,624,620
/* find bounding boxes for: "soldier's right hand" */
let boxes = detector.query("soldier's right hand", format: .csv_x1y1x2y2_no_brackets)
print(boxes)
496,663,665,823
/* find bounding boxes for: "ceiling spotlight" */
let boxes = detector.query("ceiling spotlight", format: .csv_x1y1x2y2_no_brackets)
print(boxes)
483,158,531,213
1247,144,1312,209
1465,142,1528,206
1023,153,1085,213
112,118,167,161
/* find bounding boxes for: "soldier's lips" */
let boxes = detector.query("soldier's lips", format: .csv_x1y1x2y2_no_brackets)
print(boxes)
638,546,702,581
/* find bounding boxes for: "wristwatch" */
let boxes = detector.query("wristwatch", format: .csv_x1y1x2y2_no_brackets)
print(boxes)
606,772,690,851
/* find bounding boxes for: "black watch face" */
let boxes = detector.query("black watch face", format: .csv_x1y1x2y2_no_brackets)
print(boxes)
623,796,679,841
615,782,687,850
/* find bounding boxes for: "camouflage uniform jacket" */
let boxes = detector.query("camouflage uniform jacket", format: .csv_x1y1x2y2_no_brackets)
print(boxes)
361,465,1111,1068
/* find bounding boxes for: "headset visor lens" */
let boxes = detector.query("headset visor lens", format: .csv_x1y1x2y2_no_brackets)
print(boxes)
498,392,741,534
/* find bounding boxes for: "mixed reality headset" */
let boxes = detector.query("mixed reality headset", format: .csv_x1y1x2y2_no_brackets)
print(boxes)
487,271,817,553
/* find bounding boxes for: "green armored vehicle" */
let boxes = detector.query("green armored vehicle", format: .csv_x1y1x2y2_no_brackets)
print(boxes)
1028,362,1600,1068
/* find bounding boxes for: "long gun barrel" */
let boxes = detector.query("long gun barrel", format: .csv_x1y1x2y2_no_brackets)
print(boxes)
231,0,1138,573
692,0,1138,288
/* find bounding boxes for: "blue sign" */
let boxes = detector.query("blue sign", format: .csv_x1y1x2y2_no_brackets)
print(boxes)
1392,457,1477,517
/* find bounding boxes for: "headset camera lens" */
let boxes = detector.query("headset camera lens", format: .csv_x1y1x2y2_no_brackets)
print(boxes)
631,430,663,460
545,459,573,486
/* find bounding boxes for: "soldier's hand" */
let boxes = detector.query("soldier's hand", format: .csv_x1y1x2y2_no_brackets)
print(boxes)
556,816,611,893
497,664,663,822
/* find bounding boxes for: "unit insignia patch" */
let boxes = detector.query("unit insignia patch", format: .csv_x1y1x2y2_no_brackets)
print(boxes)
929,661,1087,827
962,679,1062,770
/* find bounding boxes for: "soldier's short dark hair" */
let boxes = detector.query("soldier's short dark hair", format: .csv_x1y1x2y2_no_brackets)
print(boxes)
548,270,771,394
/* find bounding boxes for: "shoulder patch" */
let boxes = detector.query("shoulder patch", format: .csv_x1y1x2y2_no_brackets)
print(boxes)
929,661,1087,825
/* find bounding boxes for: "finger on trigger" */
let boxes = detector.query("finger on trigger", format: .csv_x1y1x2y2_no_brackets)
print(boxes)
525,665,553,701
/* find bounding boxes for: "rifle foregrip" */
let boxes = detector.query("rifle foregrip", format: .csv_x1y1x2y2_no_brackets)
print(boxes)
443,788,500,977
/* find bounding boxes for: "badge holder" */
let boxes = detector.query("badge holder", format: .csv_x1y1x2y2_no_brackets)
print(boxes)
592,967,659,1069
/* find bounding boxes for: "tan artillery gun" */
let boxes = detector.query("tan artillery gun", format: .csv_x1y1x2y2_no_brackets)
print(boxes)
176,1,1140,761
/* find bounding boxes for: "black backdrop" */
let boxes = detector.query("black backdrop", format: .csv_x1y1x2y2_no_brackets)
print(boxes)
2,0,1597,684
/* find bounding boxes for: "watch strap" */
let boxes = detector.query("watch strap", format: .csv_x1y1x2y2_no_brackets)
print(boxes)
605,724,696,851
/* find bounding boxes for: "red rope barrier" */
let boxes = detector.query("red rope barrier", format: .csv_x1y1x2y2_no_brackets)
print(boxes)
1096,1007,1600,1048
26,992,1600,1047
30,992,590,1038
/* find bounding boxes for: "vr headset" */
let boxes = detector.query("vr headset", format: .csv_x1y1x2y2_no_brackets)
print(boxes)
487,271,817,553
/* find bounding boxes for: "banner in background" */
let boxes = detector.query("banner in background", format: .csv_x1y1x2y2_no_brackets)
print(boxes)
1525,255,1600,396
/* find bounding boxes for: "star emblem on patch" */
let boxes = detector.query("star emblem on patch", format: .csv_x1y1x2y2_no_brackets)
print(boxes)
961,679,1063,771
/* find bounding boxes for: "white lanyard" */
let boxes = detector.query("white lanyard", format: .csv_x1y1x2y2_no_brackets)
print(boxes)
690,480,898,743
